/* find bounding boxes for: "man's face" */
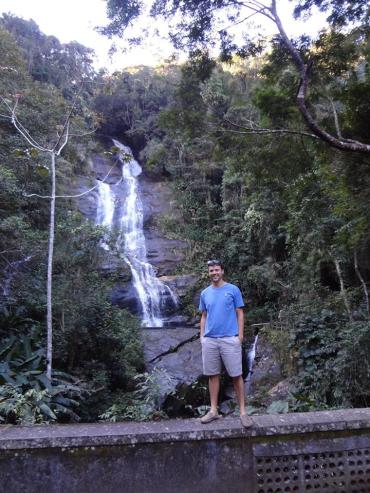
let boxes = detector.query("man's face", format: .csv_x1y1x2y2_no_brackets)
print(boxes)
208,264,224,283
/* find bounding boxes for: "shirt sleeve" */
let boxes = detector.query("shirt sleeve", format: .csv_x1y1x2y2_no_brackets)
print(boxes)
199,292,206,312
234,286,245,308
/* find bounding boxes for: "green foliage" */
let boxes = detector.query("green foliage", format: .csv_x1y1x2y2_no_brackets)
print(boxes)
294,0,370,26
290,311,370,411
266,328,292,378
0,335,84,424
266,399,289,414
0,385,54,424
94,65,180,157
0,14,95,97
99,368,174,422
41,214,145,391
0,17,144,424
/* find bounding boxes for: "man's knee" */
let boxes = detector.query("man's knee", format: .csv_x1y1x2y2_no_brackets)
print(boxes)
232,375,243,382
209,374,220,381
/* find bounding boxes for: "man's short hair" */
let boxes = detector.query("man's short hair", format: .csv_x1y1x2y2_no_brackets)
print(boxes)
207,259,224,268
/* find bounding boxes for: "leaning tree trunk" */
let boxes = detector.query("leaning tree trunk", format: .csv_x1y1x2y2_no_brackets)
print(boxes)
334,258,353,323
354,250,370,316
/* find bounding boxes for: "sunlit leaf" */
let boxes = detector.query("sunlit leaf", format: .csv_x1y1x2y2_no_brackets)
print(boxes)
35,165,49,177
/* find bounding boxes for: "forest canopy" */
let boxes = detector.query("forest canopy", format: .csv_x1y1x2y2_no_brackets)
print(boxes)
101,0,370,153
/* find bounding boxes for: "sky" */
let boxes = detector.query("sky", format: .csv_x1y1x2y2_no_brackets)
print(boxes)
0,0,327,71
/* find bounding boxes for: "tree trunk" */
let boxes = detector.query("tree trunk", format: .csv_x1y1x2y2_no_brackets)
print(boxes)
46,151,56,380
334,258,353,323
354,250,370,315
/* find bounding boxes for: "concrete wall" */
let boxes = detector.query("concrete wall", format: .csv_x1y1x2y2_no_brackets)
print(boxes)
1,409,370,493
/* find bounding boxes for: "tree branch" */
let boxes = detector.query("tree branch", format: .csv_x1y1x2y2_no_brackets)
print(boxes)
216,127,320,138
23,160,120,199
69,127,98,137
1,97,48,152
270,0,370,154
220,10,264,31
56,122,70,156
53,83,83,153
214,119,320,139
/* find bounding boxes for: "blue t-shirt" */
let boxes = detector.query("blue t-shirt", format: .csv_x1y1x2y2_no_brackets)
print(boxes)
199,283,244,337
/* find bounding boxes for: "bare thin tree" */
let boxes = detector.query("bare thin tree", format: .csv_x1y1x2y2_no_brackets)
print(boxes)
0,93,105,380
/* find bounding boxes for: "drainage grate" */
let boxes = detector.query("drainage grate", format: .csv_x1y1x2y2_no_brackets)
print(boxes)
254,448,370,493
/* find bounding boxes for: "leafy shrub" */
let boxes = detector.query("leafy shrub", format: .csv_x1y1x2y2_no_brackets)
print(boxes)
267,328,292,378
0,335,85,424
290,310,370,411
99,368,174,422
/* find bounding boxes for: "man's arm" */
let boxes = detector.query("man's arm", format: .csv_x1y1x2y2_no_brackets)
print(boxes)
200,311,207,337
236,307,244,343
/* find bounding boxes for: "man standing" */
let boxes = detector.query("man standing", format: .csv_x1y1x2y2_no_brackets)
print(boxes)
199,260,253,428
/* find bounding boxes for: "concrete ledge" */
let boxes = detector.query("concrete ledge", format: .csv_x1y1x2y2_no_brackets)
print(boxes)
1,409,370,493
1,408,370,450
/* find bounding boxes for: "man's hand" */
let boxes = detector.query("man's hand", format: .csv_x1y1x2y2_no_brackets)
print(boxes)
200,311,207,340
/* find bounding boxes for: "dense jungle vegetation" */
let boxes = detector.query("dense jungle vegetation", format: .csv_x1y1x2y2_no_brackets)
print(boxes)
1,0,370,423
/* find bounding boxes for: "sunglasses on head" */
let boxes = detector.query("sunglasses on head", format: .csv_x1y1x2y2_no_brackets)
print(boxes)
207,259,223,267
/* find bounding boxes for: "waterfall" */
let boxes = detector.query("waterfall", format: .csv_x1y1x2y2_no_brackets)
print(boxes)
244,331,259,395
245,333,259,381
95,140,177,327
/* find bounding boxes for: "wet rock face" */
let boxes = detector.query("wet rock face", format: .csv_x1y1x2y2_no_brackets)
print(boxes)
111,283,141,314
143,328,199,365
99,254,132,281
163,314,193,327
143,328,202,408
77,154,193,281
158,274,198,298
110,282,181,319
140,178,189,276
248,333,282,392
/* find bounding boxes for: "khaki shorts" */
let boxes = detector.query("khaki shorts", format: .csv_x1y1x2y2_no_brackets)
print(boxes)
201,336,242,377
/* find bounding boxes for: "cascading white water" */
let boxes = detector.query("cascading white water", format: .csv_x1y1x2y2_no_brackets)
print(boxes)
96,181,114,228
95,180,115,250
246,333,258,381
95,139,177,327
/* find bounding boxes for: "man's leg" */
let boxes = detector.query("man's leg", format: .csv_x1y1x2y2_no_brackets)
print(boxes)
233,375,253,427
221,337,253,427
209,374,220,414
235,375,253,427
232,375,246,415
200,337,222,423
